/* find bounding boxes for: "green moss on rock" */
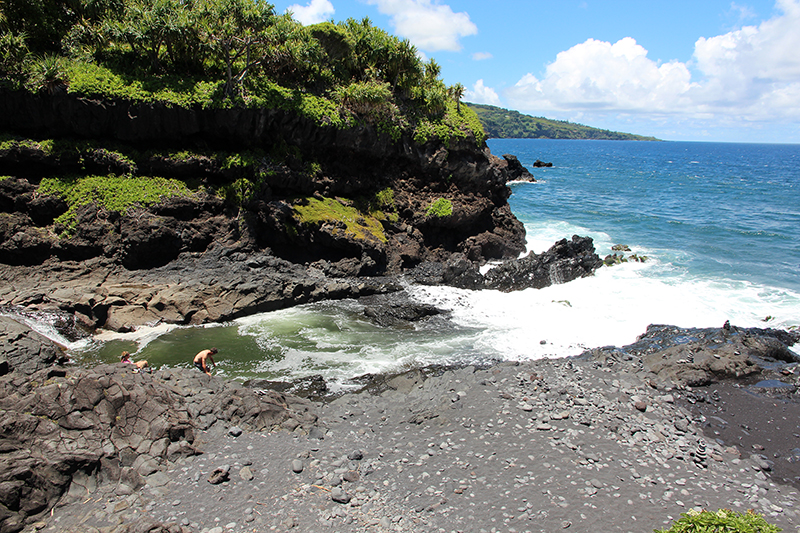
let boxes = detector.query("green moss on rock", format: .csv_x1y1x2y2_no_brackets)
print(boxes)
293,196,387,244
426,198,453,218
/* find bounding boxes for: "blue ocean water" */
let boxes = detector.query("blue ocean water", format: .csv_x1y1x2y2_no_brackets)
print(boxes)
495,139,800,293
63,140,800,386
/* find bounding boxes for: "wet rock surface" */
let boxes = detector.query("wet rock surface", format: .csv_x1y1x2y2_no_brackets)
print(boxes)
0,250,401,333
501,154,535,182
483,235,603,291
0,315,67,375
2,319,799,533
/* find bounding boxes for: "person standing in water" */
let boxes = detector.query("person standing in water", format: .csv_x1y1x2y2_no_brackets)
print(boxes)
193,348,217,375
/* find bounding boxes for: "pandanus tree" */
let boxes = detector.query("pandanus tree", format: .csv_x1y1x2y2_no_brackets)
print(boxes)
199,0,275,97
449,82,465,113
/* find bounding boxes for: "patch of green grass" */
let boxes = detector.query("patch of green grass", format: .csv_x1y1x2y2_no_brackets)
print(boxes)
413,100,486,146
293,196,387,244
0,135,51,153
426,198,452,218
221,150,266,171
67,62,222,108
655,509,781,533
373,188,395,212
38,175,192,234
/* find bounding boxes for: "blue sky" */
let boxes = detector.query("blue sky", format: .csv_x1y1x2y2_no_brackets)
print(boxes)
271,0,800,143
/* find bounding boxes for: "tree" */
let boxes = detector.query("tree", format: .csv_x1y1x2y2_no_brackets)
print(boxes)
449,82,465,113
0,0,79,53
199,0,275,97
103,0,196,72
259,12,317,87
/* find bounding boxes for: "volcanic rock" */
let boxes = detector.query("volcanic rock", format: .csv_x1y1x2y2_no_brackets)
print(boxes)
484,235,603,291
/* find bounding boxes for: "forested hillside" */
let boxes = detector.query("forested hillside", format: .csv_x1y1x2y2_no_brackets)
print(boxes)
468,103,658,141
0,0,481,144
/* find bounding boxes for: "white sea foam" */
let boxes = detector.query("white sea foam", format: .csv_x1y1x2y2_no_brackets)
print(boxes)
92,321,225,351
1,313,91,351
407,258,800,363
212,216,800,384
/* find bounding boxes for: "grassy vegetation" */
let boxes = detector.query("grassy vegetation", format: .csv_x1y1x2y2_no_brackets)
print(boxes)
655,509,781,533
426,198,453,218
414,100,486,146
38,175,193,234
467,103,658,141
292,196,387,244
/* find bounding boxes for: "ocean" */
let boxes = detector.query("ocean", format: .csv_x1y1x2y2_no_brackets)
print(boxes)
66,139,800,388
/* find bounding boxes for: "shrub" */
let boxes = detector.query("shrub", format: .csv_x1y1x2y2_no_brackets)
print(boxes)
654,509,781,533
426,198,452,218
0,31,29,77
26,54,68,94
334,80,393,116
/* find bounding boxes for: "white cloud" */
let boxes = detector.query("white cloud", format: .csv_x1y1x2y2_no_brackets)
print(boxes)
472,52,493,61
365,0,477,52
505,0,800,136
287,0,335,25
465,79,500,106
507,37,696,114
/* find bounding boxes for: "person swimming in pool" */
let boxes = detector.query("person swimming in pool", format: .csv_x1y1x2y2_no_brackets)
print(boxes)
193,348,217,375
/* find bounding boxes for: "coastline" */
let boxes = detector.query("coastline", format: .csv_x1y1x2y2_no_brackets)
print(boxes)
2,314,799,533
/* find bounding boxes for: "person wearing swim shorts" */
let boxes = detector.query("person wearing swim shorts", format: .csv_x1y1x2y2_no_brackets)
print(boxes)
193,348,217,375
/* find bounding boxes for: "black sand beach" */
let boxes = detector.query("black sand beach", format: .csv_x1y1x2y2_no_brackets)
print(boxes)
34,349,800,533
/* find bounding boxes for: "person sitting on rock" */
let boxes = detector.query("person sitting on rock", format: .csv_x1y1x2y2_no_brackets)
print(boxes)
193,348,217,375
120,351,149,370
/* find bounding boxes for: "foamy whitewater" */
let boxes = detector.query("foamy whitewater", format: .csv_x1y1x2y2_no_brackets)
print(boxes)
71,140,800,387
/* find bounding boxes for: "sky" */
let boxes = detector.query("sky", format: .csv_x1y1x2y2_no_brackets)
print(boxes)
270,0,800,143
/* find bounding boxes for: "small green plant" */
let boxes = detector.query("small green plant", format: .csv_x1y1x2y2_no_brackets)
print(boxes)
307,161,322,177
374,188,395,211
426,198,452,218
654,509,781,533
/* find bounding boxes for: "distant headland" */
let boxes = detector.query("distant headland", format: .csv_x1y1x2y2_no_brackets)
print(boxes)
467,103,660,141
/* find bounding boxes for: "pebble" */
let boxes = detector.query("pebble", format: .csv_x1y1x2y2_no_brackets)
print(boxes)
291,459,304,473
239,466,254,481
331,487,352,504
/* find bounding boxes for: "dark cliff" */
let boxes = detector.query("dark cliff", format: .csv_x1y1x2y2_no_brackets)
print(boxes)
0,90,526,331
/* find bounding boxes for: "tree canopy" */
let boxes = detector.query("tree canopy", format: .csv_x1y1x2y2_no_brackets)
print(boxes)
0,0,483,143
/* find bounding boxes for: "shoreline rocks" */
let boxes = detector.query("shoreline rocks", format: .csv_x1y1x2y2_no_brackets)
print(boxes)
1,316,799,532
0,233,603,334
